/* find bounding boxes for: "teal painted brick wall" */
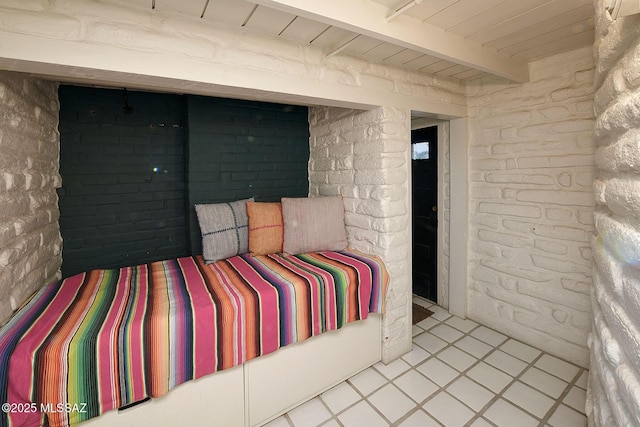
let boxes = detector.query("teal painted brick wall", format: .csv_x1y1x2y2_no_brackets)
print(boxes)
187,95,309,254
58,86,188,277
58,87,309,275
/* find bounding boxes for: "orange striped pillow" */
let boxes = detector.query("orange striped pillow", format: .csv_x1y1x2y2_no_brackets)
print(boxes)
247,201,284,255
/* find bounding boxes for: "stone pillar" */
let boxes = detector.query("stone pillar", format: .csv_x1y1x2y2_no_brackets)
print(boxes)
0,71,62,325
438,122,451,309
587,1,640,425
308,106,412,363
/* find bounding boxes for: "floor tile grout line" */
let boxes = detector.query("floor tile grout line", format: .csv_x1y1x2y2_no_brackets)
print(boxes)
316,392,341,426
365,382,413,425
429,332,514,426
335,368,401,426
405,314,505,425
369,358,462,426
539,368,589,426
273,299,588,427
318,380,371,426
398,309,490,425
415,327,586,427
406,307,587,426
412,314,559,426
460,335,536,426
495,351,550,423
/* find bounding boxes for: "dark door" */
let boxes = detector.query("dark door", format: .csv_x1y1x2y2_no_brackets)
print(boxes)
412,126,438,301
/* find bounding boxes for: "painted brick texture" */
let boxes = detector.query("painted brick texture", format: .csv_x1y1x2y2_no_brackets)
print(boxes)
587,2,640,426
58,86,188,276
0,71,62,325
187,96,309,254
308,106,412,363
467,46,596,367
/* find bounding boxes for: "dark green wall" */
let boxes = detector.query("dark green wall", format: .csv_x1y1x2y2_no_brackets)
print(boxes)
187,96,309,254
58,86,188,277
57,86,309,276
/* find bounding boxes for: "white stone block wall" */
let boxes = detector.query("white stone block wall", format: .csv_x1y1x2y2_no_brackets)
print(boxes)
587,1,640,425
308,106,412,363
0,71,62,325
438,122,451,309
466,46,596,367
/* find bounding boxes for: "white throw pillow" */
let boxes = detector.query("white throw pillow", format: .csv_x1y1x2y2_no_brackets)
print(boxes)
281,196,347,255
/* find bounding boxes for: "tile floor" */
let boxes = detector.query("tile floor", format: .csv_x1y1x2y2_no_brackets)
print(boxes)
263,296,588,427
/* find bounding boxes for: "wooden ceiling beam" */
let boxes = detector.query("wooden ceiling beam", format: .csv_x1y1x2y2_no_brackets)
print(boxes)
252,0,530,82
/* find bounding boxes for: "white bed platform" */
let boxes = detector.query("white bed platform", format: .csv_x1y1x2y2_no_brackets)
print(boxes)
81,314,381,427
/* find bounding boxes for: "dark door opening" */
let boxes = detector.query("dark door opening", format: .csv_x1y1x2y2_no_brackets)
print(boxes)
412,126,438,301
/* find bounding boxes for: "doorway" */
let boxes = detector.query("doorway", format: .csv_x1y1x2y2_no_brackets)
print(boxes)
412,126,438,301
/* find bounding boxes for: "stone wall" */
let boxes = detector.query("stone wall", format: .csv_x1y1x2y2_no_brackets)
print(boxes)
308,106,412,363
0,71,62,325
58,85,189,276
587,1,640,425
467,46,596,367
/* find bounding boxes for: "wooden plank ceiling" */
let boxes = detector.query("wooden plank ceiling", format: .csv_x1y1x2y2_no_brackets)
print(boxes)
110,0,594,82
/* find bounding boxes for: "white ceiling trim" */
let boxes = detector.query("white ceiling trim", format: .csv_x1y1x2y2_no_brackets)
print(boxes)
252,0,530,82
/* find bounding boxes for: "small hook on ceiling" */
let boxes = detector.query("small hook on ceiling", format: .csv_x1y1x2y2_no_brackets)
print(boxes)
122,88,134,115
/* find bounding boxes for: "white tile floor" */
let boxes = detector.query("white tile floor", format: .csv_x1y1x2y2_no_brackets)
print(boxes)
263,296,588,427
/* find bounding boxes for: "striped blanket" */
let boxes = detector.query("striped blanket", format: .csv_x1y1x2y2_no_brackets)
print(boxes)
0,250,387,427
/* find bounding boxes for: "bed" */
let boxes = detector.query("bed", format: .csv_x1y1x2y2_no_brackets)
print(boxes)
0,249,388,427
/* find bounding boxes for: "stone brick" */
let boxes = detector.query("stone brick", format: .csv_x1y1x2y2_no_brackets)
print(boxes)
354,169,406,186
594,212,640,266
471,159,505,171
595,129,640,172
546,207,574,222
485,172,555,186
309,106,411,364
621,50,640,94
598,176,640,218
477,229,529,248
515,189,595,207
530,254,592,277
353,139,407,155
588,3,640,424
470,185,501,200
370,186,407,202
0,72,62,325
534,239,569,255
478,202,542,218
327,170,355,185
353,154,405,170
467,46,595,368
595,93,640,141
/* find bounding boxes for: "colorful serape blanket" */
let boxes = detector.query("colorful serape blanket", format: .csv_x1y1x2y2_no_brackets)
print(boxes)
0,250,387,427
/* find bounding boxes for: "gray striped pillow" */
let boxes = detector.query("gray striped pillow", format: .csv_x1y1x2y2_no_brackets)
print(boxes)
195,198,253,263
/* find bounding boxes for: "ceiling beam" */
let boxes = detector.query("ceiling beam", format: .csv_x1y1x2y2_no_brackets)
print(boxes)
252,0,530,82
386,0,424,22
